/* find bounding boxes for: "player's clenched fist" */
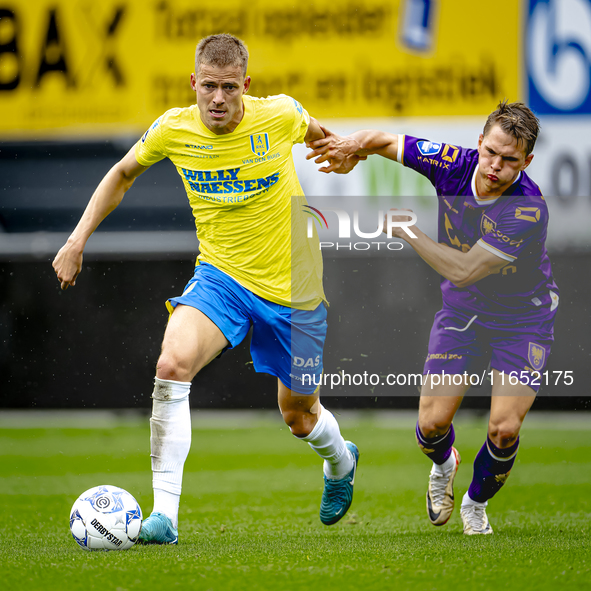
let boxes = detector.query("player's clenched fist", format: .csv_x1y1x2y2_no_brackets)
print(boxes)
383,208,418,240
52,242,83,290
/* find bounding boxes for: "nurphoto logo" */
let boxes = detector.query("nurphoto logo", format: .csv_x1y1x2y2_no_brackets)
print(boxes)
303,205,417,251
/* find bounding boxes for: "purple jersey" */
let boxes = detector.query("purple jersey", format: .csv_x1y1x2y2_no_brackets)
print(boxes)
400,135,559,323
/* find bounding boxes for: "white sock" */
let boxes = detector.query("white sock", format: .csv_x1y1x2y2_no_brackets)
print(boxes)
461,491,487,508
153,488,180,528
302,405,353,480
432,450,457,476
150,377,191,529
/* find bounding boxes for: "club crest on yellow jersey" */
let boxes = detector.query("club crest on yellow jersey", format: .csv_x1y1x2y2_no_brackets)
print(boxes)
250,133,270,157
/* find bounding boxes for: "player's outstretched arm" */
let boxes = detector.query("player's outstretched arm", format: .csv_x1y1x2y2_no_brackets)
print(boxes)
52,147,149,290
306,129,398,173
304,119,365,174
386,209,509,287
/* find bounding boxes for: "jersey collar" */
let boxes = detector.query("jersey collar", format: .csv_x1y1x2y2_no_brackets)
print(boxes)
471,167,522,206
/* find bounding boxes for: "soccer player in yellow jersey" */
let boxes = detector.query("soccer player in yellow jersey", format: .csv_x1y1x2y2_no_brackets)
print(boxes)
52,34,360,543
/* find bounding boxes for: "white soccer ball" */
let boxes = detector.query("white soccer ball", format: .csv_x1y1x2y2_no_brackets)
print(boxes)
69,485,143,551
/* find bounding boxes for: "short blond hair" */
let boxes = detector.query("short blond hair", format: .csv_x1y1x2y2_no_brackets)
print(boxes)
195,34,249,77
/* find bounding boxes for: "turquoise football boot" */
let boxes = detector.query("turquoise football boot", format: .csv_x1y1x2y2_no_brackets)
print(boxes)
319,441,359,525
138,512,178,545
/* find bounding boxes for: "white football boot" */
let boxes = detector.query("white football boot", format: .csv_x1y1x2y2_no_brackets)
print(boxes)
426,446,461,526
460,500,494,535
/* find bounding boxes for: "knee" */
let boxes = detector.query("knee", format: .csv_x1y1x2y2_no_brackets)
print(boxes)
156,352,194,383
418,417,452,440
488,420,521,448
282,408,316,438
418,397,457,439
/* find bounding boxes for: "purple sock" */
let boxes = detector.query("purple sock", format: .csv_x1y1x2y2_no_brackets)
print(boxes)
468,436,519,502
415,422,455,465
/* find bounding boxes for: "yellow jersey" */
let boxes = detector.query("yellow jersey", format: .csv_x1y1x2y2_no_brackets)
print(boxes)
135,94,325,310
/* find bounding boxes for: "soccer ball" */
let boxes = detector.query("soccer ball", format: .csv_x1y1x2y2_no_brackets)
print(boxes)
69,485,143,551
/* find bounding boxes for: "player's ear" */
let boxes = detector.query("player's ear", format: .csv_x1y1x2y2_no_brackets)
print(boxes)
478,133,484,149
190,73,197,92
522,153,534,170
243,76,251,94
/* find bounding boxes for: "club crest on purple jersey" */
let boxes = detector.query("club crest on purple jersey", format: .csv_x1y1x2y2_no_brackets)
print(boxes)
480,214,496,235
528,342,546,371
417,140,441,156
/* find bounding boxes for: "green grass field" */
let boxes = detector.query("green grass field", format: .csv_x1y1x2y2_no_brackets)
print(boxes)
1,410,590,590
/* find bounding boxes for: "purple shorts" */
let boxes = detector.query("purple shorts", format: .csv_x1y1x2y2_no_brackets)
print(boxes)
423,307,556,393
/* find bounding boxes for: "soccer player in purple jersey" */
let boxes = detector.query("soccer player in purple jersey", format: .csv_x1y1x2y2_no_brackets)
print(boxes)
306,101,559,535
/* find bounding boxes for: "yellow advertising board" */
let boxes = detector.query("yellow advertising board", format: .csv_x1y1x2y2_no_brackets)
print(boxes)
0,0,520,137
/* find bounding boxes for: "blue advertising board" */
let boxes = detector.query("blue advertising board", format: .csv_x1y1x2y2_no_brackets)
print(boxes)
527,0,591,114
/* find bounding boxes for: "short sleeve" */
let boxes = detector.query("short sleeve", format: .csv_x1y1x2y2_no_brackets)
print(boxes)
400,135,468,189
478,204,548,262
289,97,310,145
135,116,166,166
